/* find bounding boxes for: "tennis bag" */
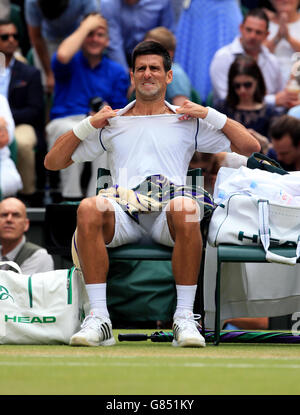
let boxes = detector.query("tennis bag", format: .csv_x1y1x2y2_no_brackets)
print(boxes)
208,193,300,266
0,262,88,344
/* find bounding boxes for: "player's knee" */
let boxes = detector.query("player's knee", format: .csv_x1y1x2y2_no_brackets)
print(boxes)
170,197,199,220
77,196,114,230
167,198,200,238
77,197,102,228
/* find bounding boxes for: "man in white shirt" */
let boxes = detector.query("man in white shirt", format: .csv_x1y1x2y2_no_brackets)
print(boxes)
45,40,260,348
209,8,299,108
0,197,54,274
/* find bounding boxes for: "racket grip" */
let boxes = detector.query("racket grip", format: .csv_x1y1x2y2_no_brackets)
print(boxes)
118,333,149,341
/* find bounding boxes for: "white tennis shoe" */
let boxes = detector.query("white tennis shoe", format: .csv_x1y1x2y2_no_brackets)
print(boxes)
172,310,205,348
70,312,116,347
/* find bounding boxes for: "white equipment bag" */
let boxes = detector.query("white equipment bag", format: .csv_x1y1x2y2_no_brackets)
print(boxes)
0,262,89,344
208,167,300,266
208,193,300,265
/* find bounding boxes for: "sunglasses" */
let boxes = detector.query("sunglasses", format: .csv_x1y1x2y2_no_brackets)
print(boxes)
233,81,253,90
0,33,19,41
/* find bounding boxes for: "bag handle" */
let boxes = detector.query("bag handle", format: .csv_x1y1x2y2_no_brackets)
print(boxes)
258,200,300,266
0,260,22,274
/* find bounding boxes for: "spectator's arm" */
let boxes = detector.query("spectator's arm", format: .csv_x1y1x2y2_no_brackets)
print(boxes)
56,14,107,64
27,24,54,93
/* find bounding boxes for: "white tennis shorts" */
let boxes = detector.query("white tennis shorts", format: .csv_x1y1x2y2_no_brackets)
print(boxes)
104,197,175,248
71,196,200,269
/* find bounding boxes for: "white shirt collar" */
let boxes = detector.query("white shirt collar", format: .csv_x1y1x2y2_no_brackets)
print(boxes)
116,100,177,116
0,235,26,261
230,36,270,59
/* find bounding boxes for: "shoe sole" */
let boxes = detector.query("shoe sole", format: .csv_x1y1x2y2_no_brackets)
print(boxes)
172,338,206,348
70,335,116,347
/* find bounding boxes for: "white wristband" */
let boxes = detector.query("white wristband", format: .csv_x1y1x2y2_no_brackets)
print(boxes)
204,107,227,130
72,116,97,141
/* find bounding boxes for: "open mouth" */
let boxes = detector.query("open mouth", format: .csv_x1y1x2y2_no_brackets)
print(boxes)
141,82,156,89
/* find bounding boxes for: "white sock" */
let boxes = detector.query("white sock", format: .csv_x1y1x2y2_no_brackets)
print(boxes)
174,284,197,317
85,283,110,318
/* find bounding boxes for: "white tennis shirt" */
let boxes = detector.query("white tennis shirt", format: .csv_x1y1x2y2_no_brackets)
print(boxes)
72,101,231,188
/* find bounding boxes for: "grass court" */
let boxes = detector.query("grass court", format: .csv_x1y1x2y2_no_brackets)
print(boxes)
1,329,300,396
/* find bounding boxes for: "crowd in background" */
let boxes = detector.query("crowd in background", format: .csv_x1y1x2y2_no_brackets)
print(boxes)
0,0,300,207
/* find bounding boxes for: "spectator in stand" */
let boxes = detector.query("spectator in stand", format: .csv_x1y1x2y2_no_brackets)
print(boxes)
210,8,299,109
100,0,175,72
215,54,284,154
24,0,98,94
144,26,192,106
0,19,45,204
0,94,22,198
46,13,129,200
264,0,300,86
268,114,300,171
0,197,54,273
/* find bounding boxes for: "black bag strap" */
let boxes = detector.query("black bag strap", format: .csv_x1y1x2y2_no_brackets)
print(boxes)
247,152,289,175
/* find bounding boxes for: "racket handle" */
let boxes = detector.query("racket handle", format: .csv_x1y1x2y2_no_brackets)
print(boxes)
118,333,149,341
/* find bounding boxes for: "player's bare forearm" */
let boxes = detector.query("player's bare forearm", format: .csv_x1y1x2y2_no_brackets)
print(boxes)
44,106,117,171
222,118,261,156
44,130,80,171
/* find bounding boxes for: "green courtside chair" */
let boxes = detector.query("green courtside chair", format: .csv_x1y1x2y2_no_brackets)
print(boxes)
214,244,300,345
45,168,209,328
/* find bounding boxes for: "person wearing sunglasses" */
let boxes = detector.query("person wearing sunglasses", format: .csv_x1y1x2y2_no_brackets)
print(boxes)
210,7,299,109
0,19,45,206
215,54,284,154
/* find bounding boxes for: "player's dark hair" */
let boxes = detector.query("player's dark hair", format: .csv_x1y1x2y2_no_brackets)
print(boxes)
131,40,172,72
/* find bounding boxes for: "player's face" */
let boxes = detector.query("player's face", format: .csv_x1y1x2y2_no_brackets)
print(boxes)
131,54,172,101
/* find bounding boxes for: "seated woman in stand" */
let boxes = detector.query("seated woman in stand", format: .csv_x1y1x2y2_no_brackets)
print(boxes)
215,54,284,155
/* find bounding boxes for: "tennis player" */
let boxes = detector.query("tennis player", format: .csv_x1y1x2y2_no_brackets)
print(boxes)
45,41,260,348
